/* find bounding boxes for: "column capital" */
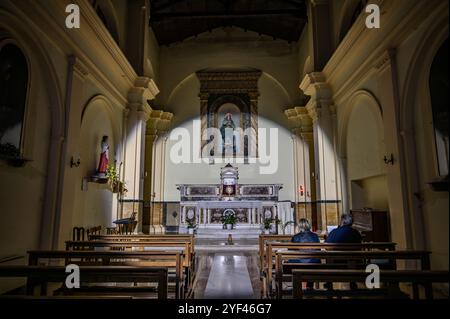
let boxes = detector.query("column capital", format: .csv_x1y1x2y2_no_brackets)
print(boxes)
146,109,174,136
299,72,334,122
127,76,160,117
285,106,314,132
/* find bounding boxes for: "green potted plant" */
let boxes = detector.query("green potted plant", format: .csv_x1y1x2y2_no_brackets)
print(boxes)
186,219,197,234
222,213,237,230
106,165,127,195
263,218,272,234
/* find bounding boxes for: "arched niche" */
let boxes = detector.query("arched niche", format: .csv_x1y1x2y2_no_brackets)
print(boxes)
340,90,387,210
75,95,118,228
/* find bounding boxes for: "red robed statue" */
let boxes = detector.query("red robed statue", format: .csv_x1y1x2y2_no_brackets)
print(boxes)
97,135,109,177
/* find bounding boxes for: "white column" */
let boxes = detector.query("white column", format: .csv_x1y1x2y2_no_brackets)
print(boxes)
207,209,211,224
123,77,159,233
301,72,340,231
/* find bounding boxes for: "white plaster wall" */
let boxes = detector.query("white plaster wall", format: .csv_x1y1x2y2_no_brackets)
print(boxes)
161,72,295,202
346,99,385,181
163,116,295,202
153,27,301,203
156,27,301,107
0,73,51,259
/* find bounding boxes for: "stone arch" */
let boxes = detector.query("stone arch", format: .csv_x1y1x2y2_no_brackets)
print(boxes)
398,10,448,257
337,90,385,212
400,16,449,180
166,69,292,108
338,89,383,157
81,94,121,146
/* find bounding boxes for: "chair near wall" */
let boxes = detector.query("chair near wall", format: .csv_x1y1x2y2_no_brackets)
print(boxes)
86,225,102,237
114,212,138,234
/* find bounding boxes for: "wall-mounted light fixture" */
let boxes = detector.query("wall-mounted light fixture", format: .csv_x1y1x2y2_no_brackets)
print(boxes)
70,156,81,168
383,153,394,165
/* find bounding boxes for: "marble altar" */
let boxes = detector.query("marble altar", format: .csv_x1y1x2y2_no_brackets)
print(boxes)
177,164,285,233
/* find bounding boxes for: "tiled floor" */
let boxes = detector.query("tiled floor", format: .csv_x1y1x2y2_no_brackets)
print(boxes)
192,251,261,299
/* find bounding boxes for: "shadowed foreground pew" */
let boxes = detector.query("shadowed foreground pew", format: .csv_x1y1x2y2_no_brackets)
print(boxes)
262,242,397,297
0,265,168,299
28,250,185,298
292,270,449,299
274,250,431,298
65,240,196,294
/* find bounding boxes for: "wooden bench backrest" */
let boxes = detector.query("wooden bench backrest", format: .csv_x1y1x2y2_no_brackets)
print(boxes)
264,242,396,294
291,269,449,299
276,250,432,274
0,265,168,299
27,250,184,298
65,240,192,268
258,235,293,267
88,235,195,252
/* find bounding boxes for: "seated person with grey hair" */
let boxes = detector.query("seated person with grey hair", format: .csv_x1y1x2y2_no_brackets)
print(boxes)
290,218,320,289
325,213,362,243
325,213,362,290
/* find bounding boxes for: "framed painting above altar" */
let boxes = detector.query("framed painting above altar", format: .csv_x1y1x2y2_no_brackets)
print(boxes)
197,70,261,161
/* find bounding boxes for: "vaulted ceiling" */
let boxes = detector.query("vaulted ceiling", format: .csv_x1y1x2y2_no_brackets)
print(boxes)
150,0,308,46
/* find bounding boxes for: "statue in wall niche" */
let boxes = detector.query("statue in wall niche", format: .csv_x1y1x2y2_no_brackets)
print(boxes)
96,135,109,178
220,112,236,154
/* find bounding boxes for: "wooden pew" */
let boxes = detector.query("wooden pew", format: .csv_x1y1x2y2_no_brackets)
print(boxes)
28,250,185,299
88,234,195,254
258,235,293,269
262,242,396,298
258,234,329,270
275,250,431,298
0,265,168,299
65,240,195,291
291,269,449,299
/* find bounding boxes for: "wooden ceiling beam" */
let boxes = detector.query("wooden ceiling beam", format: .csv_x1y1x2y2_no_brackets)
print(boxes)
151,9,306,21
152,0,189,12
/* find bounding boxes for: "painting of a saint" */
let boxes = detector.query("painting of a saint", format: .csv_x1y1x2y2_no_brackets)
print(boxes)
218,104,241,157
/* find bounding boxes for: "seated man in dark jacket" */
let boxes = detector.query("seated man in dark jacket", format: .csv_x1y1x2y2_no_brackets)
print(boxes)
326,213,362,244
325,213,362,290
290,218,320,289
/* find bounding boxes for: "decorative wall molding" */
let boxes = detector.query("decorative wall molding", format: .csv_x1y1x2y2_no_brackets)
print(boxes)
196,70,262,159
197,70,262,95
323,0,442,105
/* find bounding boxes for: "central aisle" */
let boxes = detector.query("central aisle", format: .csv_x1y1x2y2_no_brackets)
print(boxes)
193,251,260,299
204,254,254,299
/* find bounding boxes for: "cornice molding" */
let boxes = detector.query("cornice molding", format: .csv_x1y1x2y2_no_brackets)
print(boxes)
196,70,262,95
11,0,141,107
323,0,444,105
69,55,90,78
